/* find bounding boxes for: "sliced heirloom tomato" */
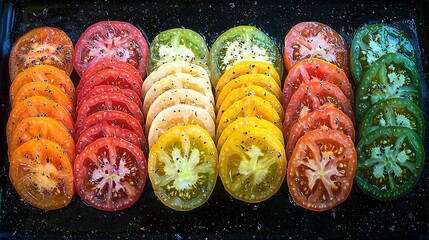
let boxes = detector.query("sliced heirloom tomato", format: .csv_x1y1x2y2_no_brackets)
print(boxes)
287,130,357,212
358,98,424,140
9,139,74,210
209,26,283,85
8,117,75,162
74,137,147,211
149,125,217,211
285,107,355,160
9,27,73,81
283,81,354,140
282,58,353,109
13,82,75,119
355,53,421,121
219,126,286,203
7,96,75,139
355,127,424,201
351,24,416,83
73,21,149,77
10,65,75,104
75,93,144,130
147,104,215,148
284,22,350,76
147,28,209,74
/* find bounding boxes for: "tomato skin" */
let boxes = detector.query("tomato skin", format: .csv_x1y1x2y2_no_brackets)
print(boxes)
281,58,353,109
355,127,424,201
284,22,349,76
9,27,74,81
287,129,357,212
74,137,147,211
73,21,149,77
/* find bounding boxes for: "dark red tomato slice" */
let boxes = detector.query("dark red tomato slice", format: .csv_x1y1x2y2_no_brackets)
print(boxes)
282,58,353,109
283,81,354,140
287,129,357,212
284,22,350,76
9,27,74,81
77,69,143,100
74,137,147,211
77,85,142,111
75,110,145,148
76,58,142,94
285,107,355,160
76,124,141,154
76,93,144,131
73,21,149,77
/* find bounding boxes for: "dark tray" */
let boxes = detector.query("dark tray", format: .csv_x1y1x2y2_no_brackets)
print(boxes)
1,0,428,239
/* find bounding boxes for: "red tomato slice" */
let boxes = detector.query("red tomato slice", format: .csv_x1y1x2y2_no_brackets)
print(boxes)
76,124,141,154
75,93,144,131
282,58,353,109
76,58,142,94
284,22,350,76
77,69,143,100
287,130,357,212
73,21,149,77
75,110,145,149
283,81,354,140
9,27,74,81
77,85,142,111
285,107,355,160
74,137,147,211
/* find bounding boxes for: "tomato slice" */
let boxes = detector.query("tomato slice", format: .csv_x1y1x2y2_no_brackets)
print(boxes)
350,24,416,83
355,127,424,201
77,68,143,100
73,21,149,77
355,53,421,121
218,126,286,203
217,117,285,153
216,73,281,104
147,28,209,74
148,125,217,211
285,107,355,160
9,138,74,210
282,58,353,109
283,81,354,140
74,137,147,211
284,22,350,76
216,96,282,141
75,93,144,131
75,110,145,149
10,65,76,104
13,82,75,119
143,73,214,116
8,117,75,162
9,27,74,81
77,85,142,112
287,129,357,212
7,96,75,139
76,124,142,154
209,26,283,84
142,61,210,98
215,60,281,92
77,58,141,94
358,98,424,140
147,104,215,148
146,89,215,127
216,85,284,124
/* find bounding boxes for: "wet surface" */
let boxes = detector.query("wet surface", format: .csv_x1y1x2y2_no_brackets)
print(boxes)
0,0,428,239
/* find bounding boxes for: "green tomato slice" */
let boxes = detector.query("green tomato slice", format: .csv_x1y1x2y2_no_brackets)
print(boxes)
355,126,424,201
355,53,421,121
209,26,283,86
350,24,416,83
